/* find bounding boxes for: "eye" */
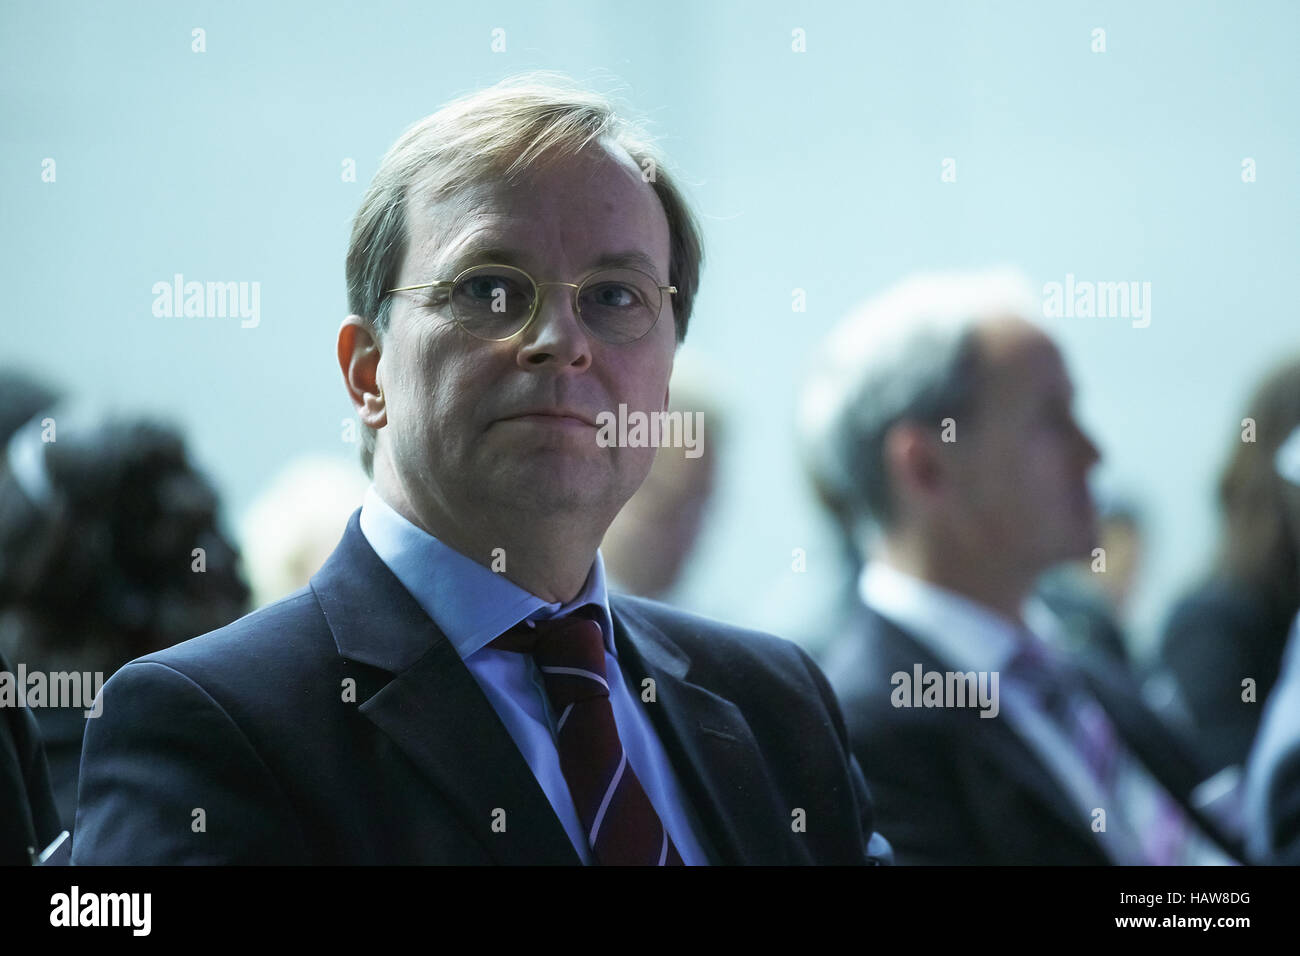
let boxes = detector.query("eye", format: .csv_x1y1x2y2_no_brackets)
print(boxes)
463,274,520,301
582,281,641,309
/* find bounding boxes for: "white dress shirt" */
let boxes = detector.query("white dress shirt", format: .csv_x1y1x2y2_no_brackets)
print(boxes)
859,560,1231,864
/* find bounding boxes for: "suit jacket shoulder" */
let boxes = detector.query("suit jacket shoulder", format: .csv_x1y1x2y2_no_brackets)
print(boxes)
72,590,330,863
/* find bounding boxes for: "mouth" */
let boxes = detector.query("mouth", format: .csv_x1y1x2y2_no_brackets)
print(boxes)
497,409,598,428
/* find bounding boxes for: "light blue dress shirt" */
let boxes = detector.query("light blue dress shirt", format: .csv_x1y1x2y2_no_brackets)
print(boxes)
358,485,710,864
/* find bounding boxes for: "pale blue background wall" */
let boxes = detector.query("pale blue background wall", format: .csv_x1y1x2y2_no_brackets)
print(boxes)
4,0,1297,654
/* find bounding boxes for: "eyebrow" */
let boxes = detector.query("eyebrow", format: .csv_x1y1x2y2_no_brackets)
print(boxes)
443,246,665,281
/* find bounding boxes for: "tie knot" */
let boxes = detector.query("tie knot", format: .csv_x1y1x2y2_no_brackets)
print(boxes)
1005,634,1085,712
491,614,610,705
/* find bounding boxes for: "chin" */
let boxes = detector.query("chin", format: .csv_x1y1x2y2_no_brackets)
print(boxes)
491,463,620,515
1046,528,1098,565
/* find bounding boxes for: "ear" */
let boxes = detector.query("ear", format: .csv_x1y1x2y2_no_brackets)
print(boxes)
883,421,946,514
337,316,386,429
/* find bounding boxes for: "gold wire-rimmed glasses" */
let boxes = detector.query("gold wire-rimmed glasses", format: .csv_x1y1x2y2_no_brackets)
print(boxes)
385,263,677,345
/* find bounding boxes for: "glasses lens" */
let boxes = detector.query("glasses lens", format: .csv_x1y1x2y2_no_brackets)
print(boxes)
451,265,535,339
577,269,663,344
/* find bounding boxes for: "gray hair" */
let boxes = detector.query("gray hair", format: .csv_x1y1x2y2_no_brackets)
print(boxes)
799,269,1038,545
345,72,705,477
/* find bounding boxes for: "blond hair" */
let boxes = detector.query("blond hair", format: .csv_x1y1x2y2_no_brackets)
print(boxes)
345,72,705,476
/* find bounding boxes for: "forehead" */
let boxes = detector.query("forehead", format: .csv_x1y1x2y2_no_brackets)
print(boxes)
404,145,671,278
974,318,1072,403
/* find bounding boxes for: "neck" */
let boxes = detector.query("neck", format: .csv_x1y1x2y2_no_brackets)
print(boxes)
374,468,605,604
879,530,1032,625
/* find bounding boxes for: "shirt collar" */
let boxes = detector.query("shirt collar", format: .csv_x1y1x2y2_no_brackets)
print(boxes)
858,560,1049,672
358,484,615,660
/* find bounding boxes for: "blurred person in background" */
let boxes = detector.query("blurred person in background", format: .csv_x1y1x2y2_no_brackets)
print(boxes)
601,348,721,600
804,270,1241,864
1036,496,1145,670
0,387,249,831
0,368,64,864
1090,501,1145,621
1155,357,1300,776
240,456,369,609
1242,422,1300,863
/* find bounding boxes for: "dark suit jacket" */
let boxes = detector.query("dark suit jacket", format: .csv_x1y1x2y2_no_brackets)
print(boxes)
1157,578,1298,774
2,649,63,865
822,605,1242,865
72,512,888,865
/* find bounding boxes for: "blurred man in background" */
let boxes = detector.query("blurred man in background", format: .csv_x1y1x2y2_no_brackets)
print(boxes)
239,456,369,609
1035,497,1143,671
601,348,722,600
804,270,1241,864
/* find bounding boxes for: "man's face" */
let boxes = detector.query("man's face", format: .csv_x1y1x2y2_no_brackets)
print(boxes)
374,145,676,536
946,319,1101,575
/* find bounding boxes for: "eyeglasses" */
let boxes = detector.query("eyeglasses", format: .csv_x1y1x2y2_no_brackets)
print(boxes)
385,263,677,345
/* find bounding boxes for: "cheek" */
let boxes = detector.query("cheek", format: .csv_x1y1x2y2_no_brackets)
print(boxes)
408,329,484,418
1024,434,1076,488
620,346,675,407
961,440,1036,524
383,334,470,460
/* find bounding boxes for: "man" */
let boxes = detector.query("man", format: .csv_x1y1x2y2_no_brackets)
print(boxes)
72,75,890,865
803,270,1240,864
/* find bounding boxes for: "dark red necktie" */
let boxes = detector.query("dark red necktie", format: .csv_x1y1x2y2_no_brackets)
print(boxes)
491,614,683,865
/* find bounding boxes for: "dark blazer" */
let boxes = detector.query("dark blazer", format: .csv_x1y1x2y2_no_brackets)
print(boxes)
822,604,1243,865
1,648,63,865
1156,578,1298,774
72,512,888,865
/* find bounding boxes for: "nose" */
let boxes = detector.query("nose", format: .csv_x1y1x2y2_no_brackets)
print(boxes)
1075,418,1102,469
514,281,593,371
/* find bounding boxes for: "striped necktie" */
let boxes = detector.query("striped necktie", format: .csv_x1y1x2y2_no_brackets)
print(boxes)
490,614,683,866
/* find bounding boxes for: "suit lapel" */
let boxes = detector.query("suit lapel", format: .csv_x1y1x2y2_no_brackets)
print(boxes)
1078,663,1245,860
312,512,579,865
869,612,1096,841
609,599,792,865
